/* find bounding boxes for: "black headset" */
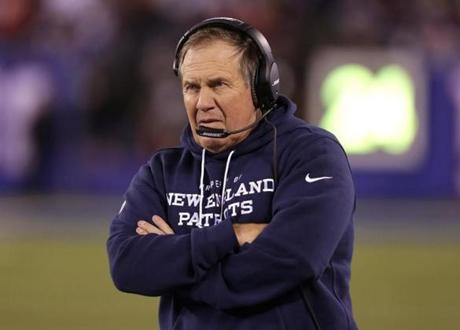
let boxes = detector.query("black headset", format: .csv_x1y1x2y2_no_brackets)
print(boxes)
172,17,280,113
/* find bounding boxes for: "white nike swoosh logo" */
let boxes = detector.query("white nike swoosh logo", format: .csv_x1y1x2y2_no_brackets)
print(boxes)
305,173,333,183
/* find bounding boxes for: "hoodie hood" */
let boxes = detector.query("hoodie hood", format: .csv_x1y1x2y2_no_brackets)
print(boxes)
180,95,304,160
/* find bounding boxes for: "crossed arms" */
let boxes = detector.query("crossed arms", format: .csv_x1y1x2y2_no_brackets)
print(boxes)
107,137,355,309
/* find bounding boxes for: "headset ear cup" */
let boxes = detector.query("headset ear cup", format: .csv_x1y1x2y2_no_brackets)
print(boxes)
255,59,278,113
269,62,280,102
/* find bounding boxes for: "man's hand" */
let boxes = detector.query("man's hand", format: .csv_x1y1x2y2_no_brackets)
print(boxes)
233,223,267,246
136,215,175,235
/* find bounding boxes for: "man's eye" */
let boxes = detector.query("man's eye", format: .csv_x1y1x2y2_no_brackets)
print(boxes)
184,84,199,93
211,81,226,88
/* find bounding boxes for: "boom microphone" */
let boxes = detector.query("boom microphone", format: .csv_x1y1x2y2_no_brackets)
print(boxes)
196,108,274,138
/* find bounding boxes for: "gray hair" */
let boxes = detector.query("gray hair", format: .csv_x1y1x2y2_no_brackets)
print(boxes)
177,26,259,85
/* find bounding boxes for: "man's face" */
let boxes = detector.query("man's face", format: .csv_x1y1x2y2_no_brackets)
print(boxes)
181,39,257,153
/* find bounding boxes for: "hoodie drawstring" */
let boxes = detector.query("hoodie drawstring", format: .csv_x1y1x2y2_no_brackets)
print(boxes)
198,149,235,225
199,148,206,225
220,150,235,220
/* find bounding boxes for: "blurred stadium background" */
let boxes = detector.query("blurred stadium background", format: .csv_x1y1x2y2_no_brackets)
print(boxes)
1,0,459,329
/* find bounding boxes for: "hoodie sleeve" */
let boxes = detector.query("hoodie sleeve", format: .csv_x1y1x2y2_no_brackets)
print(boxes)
178,136,355,310
107,153,238,296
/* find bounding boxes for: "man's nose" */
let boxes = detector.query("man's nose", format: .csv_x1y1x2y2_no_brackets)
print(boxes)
196,88,215,111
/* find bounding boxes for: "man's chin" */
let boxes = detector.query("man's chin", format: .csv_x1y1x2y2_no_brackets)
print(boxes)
193,127,253,153
199,137,228,154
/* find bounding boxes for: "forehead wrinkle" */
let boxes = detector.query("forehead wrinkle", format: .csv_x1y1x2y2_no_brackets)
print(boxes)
182,68,234,83
182,61,238,85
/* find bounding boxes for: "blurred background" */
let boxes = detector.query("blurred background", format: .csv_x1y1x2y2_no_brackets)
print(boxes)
1,0,459,329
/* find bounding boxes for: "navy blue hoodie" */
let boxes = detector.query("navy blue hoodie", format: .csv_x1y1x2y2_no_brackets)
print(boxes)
107,96,357,330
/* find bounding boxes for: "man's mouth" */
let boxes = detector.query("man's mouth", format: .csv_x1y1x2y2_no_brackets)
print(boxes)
198,119,222,127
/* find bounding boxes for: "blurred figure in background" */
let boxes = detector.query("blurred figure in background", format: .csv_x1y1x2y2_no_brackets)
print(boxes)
0,0,56,190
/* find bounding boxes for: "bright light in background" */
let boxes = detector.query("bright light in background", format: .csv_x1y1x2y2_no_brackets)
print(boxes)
320,64,417,155
306,49,427,171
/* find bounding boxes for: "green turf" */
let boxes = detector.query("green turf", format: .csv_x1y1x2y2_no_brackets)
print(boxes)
1,239,459,330
0,239,158,330
351,244,460,330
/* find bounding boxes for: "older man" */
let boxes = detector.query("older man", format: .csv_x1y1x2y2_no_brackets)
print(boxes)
108,17,357,330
